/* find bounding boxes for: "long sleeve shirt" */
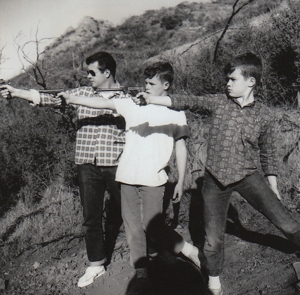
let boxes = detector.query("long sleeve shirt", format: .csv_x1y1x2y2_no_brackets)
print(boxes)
169,93,279,186
39,86,125,166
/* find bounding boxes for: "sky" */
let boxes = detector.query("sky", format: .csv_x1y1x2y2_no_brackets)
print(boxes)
0,0,211,80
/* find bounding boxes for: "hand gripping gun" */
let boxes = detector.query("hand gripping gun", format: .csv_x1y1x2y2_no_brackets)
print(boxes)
0,79,12,100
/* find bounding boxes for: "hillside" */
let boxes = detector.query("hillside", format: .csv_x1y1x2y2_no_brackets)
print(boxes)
11,0,283,90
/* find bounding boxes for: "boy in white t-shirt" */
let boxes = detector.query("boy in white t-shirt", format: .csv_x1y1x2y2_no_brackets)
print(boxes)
59,62,203,293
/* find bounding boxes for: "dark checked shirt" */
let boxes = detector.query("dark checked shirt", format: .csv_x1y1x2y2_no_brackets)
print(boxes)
39,86,125,166
170,93,279,186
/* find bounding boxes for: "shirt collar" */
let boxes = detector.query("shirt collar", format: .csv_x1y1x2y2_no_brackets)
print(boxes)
232,97,256,108
93,81,122,98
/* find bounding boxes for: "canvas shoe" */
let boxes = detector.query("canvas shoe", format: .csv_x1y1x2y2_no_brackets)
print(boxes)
77,265,105,288
205,287,224,295
186,245,201,268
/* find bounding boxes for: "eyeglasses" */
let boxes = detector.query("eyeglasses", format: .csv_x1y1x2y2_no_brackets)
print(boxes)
87,70,99,77
86,70,101,77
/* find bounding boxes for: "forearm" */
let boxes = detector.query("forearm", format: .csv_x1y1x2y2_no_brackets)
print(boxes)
175,139,187,186
67,94,116,110
146,94,206,109
267,175,281,200
12,89,39,103
148,95,172,106
267,175,277,189
169,93,221,111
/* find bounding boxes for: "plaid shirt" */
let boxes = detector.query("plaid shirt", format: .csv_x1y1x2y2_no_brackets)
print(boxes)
40,86,125,166
170,93,279,186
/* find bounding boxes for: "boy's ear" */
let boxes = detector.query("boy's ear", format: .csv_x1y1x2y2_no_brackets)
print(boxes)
104,69,111,78
163,81,170,91
248,77,256,88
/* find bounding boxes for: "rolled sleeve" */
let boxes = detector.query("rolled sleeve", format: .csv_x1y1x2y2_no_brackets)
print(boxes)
259,118,279,176
170,93,222,112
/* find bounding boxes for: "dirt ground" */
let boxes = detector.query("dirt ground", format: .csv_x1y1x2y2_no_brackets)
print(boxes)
2,194,300,295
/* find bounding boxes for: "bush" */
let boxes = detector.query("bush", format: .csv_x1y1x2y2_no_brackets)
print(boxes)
214,0,300,106
0,99,76,215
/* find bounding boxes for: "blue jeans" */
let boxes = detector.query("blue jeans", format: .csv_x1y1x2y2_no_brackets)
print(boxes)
121,184,184,269
202,170,300,276
77,164,122,264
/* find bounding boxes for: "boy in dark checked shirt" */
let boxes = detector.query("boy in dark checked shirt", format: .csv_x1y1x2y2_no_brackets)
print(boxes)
135,52,300,295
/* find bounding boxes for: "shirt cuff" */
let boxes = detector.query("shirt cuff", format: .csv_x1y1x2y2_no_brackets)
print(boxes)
30,89,41,105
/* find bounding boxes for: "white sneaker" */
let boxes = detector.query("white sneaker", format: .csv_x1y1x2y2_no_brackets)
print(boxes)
205,287,224,295
77,265,105,288
187,245,201,268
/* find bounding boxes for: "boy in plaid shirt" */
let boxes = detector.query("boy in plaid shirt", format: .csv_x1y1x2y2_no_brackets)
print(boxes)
0,52,125,288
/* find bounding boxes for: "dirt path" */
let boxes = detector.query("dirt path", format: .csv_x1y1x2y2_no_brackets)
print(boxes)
2,199,300,295
2,225,300,295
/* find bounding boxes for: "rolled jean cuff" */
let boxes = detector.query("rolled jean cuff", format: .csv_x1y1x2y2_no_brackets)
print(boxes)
285,228,300,248
89,257,107,265
207,268,223,277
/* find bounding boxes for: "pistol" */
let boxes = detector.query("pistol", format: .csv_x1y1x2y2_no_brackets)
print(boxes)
38,89,67,107
123,86,144,96
0,79,12,100
124,87,146,105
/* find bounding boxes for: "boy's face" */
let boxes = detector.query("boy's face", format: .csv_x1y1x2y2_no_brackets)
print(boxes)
86,61,108,88
145,75,169,96
226,68,254,98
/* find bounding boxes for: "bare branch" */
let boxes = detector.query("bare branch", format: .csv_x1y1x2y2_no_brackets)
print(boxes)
14,26,55,89
0,43,8,73
179,29,224,57
213,0,255,63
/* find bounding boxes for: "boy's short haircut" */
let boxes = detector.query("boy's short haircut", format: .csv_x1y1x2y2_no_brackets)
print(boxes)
224,52,262,85
86,51,117,79
144,62,174,86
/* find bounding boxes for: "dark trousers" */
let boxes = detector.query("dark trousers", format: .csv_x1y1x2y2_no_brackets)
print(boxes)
77,164,122,263
202,170,300,276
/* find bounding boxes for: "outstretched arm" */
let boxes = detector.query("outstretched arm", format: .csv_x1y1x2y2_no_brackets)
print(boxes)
0,85,62,106
133,92,222,111
59,92,116,110
172,138,187,203
0,85,39,103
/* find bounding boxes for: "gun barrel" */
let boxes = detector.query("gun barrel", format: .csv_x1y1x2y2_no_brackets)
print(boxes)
38,89,65,94
93,87,144,94
38,86,144,94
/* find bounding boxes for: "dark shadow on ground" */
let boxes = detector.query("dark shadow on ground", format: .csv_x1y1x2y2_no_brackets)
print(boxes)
226,205,300,254
125,253,206,295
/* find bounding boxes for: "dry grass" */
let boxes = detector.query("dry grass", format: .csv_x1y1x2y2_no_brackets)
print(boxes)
0,182,83,267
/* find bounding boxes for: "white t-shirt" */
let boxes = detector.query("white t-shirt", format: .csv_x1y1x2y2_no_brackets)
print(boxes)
114,98,188,187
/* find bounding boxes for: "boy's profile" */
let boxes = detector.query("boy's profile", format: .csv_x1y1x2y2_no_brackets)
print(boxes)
136,52,300,295
60,61,203,294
